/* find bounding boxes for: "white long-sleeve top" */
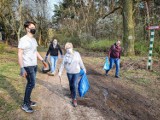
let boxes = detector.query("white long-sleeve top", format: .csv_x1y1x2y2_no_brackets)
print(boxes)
59,51,86,74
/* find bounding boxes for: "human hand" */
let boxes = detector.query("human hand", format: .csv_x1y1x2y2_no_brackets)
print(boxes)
45,56,48,61
42,60,48,68
83,69,86,74
20,67,27,77
61,55,64,59
58,72,62,77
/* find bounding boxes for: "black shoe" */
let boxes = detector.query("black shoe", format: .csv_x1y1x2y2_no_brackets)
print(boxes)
21,104,34,113
115,76,120,78
105,73,108,76
105,70,109,76
30,101,37,107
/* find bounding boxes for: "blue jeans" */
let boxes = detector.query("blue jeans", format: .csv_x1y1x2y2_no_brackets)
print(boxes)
24,66,37,105
67,73,79,100
106,57,120,76
50,56,58,73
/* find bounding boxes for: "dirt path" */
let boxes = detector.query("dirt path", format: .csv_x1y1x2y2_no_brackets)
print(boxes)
11,52,160,120
14,59,105,120
34,69,105,120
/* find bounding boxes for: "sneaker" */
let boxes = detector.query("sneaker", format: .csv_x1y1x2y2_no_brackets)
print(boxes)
72,99,77,107
30,101,37,107
48,72,54,76
51,72,55,76
115,76,120,78
105,73,108,76
21,104,34,113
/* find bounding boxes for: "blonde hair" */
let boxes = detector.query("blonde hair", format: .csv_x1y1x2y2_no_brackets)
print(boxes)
53,39,57,42
65,42,73,49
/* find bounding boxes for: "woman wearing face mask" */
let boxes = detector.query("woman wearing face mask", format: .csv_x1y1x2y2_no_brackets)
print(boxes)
58,42,86,107
46,39,63,75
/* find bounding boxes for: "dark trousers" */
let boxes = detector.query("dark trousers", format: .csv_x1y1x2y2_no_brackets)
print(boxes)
24,66,37,105
67,73,79,100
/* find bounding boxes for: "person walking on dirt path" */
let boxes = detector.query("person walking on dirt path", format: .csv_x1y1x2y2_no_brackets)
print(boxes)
18,21,48,113
106,40,122,78
58,42,86,107
45,39,63,75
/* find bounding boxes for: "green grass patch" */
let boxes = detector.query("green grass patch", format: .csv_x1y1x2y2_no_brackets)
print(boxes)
122,69,152,86
0,43,6,54
84,39,115,52
135,40,160,57
0,97,17,119
135,78,151,86
152,70,160,76
0,47,24,119
135,41,148,56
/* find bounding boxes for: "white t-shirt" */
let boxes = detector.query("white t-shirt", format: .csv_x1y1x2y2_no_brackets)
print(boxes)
18,35,38,67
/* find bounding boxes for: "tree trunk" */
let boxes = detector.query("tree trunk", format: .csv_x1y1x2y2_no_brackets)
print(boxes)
17,33,20,41
122,0,135,56
38,32,42,45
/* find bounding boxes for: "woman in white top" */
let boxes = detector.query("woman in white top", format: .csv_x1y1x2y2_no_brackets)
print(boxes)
59,42,86,107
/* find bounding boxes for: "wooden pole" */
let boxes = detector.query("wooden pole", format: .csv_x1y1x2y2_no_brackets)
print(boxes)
147,29,155,70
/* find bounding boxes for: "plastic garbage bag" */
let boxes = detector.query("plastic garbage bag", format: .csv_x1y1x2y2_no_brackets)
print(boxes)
103,56,109,70
78,73,90,97
79,69,85,76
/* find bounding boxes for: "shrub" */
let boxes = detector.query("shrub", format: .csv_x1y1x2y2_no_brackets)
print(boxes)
0,43,6,54
134,41,148,56
135,40,160,57
79,33,96,46
84,39,115,52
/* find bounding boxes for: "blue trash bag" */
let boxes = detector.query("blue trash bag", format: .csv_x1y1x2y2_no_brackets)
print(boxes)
78,73,90,97
103,56,109,70
79,69,85,76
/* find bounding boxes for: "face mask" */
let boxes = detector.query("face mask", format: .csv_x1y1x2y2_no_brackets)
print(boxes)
67,48,73,54
30,29,36,34
53,41,57,45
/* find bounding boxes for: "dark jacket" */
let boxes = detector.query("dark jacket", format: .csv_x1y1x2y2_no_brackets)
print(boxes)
46,44,63,56
109,43,122,59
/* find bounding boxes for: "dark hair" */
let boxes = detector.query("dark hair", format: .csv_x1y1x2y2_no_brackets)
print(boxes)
24,21,35,28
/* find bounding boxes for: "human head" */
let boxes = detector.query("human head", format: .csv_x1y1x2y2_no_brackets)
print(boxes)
116,40,121,46
52,39,57,45
24,21,36,35
65,42,73,54
65,42,73,49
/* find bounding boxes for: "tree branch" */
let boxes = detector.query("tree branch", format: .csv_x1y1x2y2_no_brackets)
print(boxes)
103,6,122,19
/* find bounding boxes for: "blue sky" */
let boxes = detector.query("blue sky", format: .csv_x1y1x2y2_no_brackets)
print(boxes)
48,0,61,18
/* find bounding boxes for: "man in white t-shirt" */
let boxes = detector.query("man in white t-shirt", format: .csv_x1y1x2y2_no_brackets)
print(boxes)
18,21,47,113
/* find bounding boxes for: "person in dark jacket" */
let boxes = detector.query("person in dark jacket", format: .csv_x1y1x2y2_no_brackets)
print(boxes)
46,39,63,75
106,40,122,78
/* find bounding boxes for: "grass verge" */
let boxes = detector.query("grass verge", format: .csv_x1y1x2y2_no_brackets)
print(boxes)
0,47,25,119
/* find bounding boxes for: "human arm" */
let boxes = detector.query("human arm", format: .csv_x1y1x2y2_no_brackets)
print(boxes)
36,51,48,68
18,48,27,77
58,45,63,55
108,44,114,59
